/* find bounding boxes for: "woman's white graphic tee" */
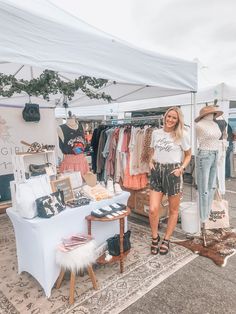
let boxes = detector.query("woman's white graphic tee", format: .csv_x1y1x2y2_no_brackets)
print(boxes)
150,128,190,163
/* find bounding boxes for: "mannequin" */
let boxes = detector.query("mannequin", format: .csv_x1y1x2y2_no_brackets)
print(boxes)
214,117,227,194
195,105,223,246
57,116,79,143
58,112,89,175
225,124,234,178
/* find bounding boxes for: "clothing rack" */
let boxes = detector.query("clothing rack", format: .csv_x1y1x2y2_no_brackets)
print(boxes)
103,115,164,127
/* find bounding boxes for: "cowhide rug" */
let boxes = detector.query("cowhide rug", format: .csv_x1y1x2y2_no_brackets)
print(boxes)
173,229,236,267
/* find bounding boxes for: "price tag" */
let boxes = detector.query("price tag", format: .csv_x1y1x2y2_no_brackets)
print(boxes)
94,209,103,215
111,203,120,209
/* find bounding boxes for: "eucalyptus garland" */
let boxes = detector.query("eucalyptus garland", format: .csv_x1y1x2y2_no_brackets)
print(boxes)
0,69,112,102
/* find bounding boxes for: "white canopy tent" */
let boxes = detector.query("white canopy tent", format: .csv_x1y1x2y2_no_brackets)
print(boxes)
0,0,197,110
0,0,198,182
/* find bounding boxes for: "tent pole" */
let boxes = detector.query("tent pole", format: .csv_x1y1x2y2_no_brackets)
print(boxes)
193,91,197,151
192,91,207,246
65,107,68,121
191,91,197,196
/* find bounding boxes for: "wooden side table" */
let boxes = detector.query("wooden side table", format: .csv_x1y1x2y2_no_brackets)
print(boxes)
85,207,131,273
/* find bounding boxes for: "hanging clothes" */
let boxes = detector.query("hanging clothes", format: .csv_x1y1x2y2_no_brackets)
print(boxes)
96,129,107,178
115,127,125,183
122,153,148,190
91,126,105,173
102,128,115,181
141,127,154,164
90,117,162,190
106,128,120,179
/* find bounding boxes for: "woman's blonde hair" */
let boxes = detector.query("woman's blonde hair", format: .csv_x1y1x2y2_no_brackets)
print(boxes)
164,107,185,142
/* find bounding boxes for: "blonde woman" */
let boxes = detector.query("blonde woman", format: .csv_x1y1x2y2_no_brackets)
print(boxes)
149,107,191,255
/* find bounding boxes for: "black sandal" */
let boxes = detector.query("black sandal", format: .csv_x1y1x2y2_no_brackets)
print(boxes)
159,239,170,255
151,234,160,255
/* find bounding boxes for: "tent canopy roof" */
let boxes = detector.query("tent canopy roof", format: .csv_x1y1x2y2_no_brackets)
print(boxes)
0,0,197,108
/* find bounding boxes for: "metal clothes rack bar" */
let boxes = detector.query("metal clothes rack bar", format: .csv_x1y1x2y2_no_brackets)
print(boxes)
103,115,164,126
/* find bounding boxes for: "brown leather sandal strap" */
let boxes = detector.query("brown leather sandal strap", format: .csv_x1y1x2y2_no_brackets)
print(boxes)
160,239,170,250
152,234,160,242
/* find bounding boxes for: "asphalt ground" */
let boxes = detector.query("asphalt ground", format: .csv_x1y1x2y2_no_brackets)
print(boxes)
122,179,236,314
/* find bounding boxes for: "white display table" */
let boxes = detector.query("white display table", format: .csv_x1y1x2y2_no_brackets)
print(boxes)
7,191,130,297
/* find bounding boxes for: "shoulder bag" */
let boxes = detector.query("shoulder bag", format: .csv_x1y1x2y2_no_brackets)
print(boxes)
107,230,131,256
22,103,40,122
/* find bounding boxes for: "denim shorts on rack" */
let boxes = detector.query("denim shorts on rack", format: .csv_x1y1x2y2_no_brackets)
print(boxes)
150,162,182,196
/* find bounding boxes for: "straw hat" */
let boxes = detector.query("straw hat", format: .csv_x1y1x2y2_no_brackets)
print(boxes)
194,105,223,122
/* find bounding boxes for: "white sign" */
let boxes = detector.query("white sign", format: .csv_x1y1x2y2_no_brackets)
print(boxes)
0,107,58,175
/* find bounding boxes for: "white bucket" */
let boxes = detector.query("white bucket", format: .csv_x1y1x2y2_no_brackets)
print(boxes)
180,202,200,234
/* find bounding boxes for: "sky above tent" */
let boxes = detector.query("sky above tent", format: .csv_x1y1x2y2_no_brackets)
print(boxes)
51,0,236,89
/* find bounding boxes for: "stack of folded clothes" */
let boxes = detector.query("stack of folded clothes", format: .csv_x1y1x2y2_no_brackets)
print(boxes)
82,184,113,201
91,203,127,218
58,234,93,252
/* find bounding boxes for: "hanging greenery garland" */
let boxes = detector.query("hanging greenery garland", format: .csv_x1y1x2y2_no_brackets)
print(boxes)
0,69,112,102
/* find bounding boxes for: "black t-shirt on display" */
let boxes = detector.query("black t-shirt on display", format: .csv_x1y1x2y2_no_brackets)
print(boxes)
59,124,85,155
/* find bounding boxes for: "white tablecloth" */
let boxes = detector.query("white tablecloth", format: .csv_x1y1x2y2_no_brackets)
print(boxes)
7,191,130,297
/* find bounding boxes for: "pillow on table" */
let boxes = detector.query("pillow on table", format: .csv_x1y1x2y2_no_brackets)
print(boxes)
36,191,66,218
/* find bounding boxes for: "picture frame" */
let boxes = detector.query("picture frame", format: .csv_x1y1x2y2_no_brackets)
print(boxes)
51,177,74,202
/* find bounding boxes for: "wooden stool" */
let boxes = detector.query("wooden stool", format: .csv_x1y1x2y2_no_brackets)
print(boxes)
55,239,98,305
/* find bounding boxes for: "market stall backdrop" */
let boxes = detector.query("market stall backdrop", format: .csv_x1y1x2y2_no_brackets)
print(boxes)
0,107,57,175
0,0,197,202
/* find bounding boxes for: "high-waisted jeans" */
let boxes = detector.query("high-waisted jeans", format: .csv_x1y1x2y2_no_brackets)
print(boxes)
196,150,218,222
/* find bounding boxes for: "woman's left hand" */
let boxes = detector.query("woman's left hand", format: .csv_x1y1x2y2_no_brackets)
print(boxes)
171,167,183,177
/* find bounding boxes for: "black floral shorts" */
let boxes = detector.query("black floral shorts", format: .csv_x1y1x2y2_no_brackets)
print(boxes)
150,162,182,196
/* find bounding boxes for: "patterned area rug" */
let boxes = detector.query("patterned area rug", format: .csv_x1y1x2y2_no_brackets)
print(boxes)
173,229,236,267
0,214,197,314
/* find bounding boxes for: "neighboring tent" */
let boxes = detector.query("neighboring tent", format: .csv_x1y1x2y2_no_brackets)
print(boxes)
115,82,236,122
55,83,236,121
0,0,197,109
